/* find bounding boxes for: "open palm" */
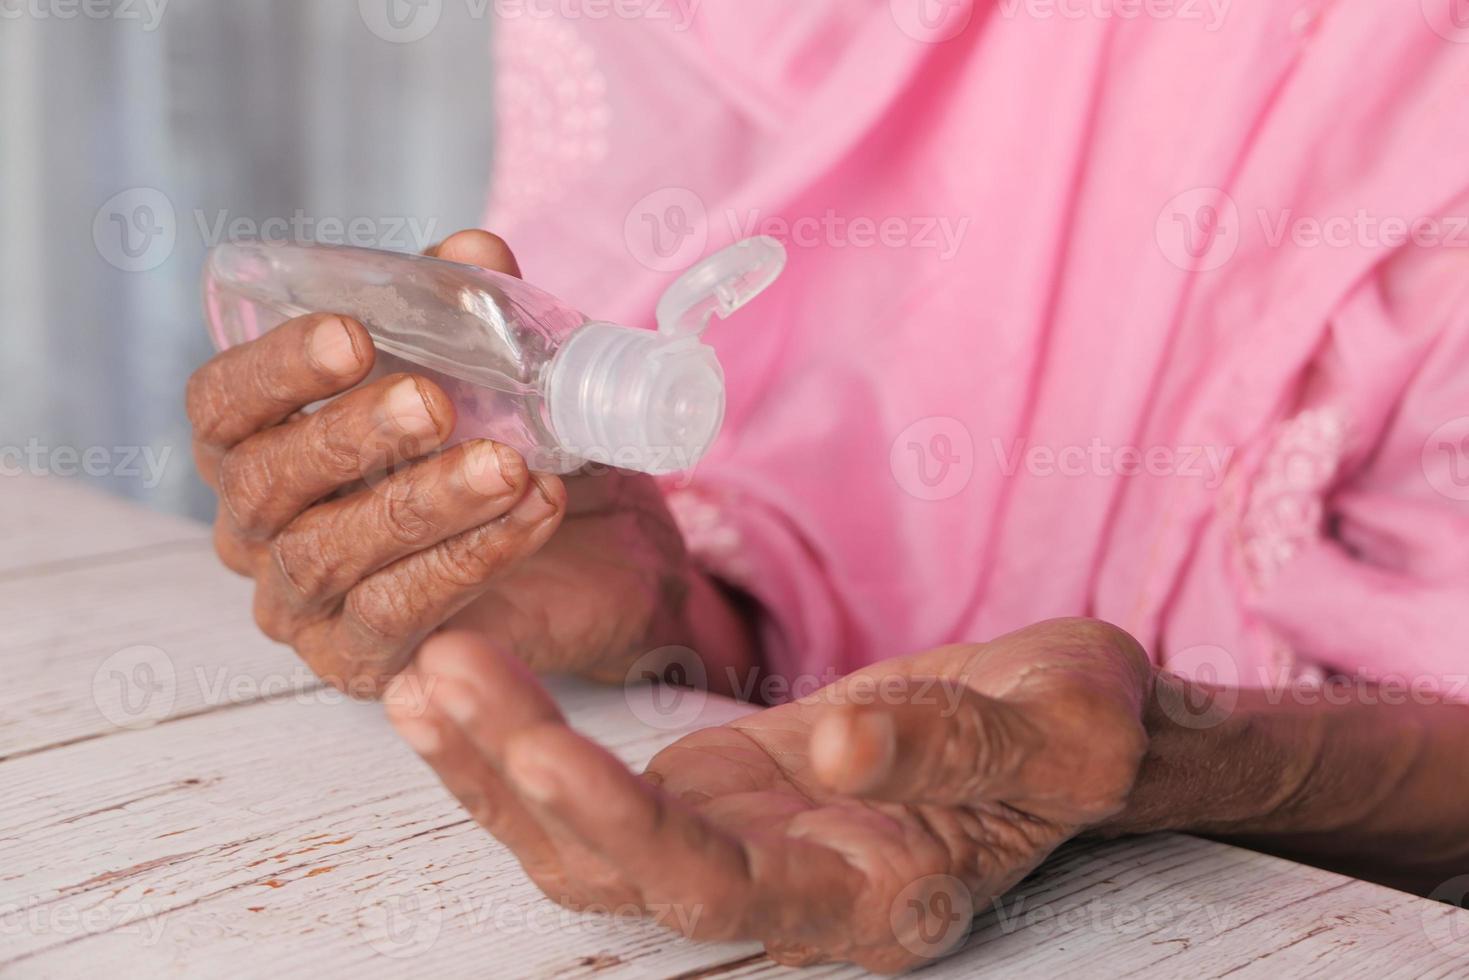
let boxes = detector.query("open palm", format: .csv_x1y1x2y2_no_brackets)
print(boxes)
386,620,1152,973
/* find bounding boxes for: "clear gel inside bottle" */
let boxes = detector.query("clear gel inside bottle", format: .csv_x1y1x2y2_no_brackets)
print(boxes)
202,237,786,475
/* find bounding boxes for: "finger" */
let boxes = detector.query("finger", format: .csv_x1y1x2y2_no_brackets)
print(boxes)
384,653,562,876
807,677,1044,806
501,723,864,947
399,632,622,905
258,440,528,613
217,374,455,540
427,229,522,278
187,314,374,461
212,513,257,577
307,477,566,688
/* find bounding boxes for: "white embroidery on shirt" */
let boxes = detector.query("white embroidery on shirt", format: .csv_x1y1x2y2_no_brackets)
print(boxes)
486,19,611,227
1238,405,1349,590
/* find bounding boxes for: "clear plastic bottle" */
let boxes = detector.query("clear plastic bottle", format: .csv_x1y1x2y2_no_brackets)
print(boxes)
202,236,786,475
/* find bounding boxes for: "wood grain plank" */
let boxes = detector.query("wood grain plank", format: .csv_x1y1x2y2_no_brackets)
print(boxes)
0,684,763,978
712,835,1469,978
0,475,205,574
5,684,1466,979
0,543,315,761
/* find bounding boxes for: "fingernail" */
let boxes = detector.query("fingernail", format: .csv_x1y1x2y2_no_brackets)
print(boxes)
394,719,441,755
510,475,560,524
809,711,859,778
385,378,438,439
810,708,895,793
507,745,561,803
857,710,897,779
309,317,361,376
460,441,512,498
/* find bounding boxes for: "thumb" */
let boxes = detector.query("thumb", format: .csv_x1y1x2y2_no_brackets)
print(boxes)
426,229,522,278
807,678,1044,806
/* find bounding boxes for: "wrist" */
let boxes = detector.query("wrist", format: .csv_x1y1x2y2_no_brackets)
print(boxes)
662,566,763,698
583,561,762,696
1094,672,1323,838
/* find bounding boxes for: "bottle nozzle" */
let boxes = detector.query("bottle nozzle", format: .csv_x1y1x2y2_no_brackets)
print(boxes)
655,236,788,339
548,238,787,475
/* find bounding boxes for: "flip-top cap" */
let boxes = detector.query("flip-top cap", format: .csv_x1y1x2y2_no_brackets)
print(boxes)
548,237,787,475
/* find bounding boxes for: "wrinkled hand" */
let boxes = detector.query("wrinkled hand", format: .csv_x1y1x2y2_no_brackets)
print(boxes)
187,230,696,695
386,618,1152,973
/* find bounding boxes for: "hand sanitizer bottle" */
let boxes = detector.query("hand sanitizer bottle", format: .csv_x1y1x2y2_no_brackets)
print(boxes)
202,236,786,475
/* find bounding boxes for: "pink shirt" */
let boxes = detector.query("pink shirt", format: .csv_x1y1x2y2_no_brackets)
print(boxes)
486,2,1469,696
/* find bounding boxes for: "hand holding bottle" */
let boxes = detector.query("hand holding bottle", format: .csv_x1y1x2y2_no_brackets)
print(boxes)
186,231,756,696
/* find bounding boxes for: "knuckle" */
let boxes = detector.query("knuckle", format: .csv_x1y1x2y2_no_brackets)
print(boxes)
312,404,372,482
185,368,236,446
1086,618,1149,665
1043,617,1152,680
452,228,508,253
379,482,441,546
431,529,506,588
344,580,414,644
245,348,306,412
268,526,334,607
216,449,277,537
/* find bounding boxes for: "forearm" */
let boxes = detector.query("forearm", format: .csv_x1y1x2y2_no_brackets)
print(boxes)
1099,672,1469,893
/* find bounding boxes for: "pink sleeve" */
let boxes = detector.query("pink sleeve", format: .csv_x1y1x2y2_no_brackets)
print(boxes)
1243,246,1469,695
662,483,856,693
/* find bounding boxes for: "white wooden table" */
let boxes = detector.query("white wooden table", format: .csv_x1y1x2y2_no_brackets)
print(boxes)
3,474,1467,978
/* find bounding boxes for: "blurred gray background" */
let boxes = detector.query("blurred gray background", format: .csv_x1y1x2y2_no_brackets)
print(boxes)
0,0,496,520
